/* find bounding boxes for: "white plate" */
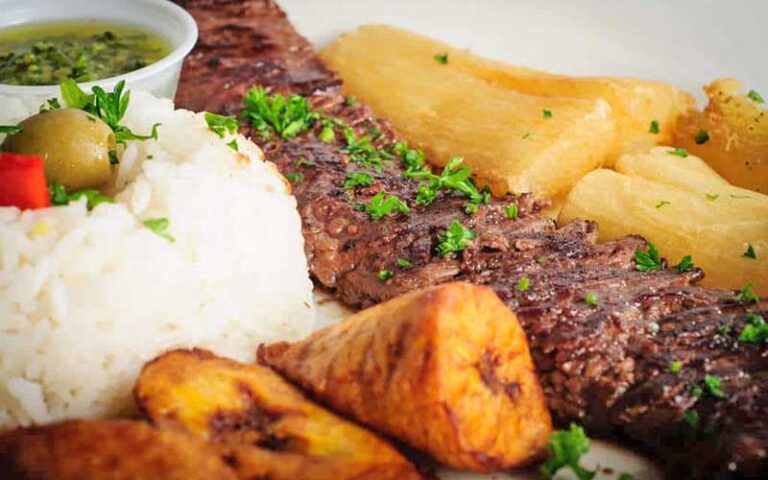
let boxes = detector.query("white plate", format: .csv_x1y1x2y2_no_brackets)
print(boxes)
285,2,768,478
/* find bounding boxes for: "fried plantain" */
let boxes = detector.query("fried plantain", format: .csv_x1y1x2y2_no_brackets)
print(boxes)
134,349,423,480
0,420,238,480
259,282,553,472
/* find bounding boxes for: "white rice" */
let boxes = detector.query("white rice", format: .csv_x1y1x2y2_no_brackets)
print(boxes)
0,91,315,428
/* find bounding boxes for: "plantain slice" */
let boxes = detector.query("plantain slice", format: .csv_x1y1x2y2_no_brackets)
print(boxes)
259,282,553,472
134,349,423,480
0,420,238,480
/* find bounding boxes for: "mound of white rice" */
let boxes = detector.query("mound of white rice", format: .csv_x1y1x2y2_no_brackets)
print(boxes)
0,91,315,428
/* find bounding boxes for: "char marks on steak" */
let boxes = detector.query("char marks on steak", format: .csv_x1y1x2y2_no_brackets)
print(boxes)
173,1,767,478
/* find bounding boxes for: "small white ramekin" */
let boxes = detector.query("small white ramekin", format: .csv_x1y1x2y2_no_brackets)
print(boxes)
0,0,197,101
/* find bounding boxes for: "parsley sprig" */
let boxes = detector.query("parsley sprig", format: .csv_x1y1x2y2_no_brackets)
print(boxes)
358,191,410,220
540,424,595,480
736,283,759,304
242,86,318,139
60,79,160,153
343,171,374,189
739,313,768,345
342,129,392,173
49,182,114,211
0,125,22,135
436,220,477,257
635,241,663,272
408,156,489,207
143,217,175,243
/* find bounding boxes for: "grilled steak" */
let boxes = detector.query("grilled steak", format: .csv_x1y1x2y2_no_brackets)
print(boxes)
173,1,768,478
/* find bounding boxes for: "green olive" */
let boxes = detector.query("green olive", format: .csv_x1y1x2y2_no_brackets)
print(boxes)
1,108,116,191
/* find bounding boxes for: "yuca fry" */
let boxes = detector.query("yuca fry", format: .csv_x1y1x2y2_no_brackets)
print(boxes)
673,79,768,194
558,167,768,294
0,420,238,480
134,349,422,480
321,25,616,199
259,282,552,473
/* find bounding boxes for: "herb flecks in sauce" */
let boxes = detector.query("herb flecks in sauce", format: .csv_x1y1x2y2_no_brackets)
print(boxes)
0,22,171,86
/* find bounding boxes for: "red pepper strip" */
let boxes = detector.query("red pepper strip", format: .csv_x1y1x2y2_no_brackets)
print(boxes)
0,153,51,210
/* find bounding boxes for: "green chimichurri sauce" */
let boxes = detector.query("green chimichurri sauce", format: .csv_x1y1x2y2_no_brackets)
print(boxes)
0,21,172,86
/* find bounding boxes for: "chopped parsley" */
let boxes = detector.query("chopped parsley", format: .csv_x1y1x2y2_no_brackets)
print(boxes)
648,120,660,134
747,89,765,104
143,217,174,243
204,112,239,139
683,409,700,436
656,200,671,209
49,182,114,211
344,95,357,106
242,86,318,139
522,131,531,139
39,97,61,112
705,193,719,201
318,123,336,143
377,269,394,281
409,156,488,206
283,172,303,183
464,202,479,214
540,424,595,480
434,52,448,65
227,139,239,151
542,108,553,119
536,256,547,264
736,283,759,304
668,360,683,374
0,125,22,135
743,244,757,259
517,277,531,292
392,141,427,174
676,255,694,273
505,203,519,220
343,171,374,189
701,374,728,399
342,128,391,173
436,220,477,257
584,292,599,307
738,313,768,345
635,241,663,272
61,79,159,151
358,191,410,220
396,258,413,269
667,147,689,158
694,129,710,145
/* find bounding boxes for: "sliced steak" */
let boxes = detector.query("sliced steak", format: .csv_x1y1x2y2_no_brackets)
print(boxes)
173,1,768,478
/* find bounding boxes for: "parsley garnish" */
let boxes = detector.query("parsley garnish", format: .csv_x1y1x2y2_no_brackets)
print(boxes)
60,79,159,152
143,217,175,243
392,141,428,175
49,182,114,211
676,255,694,272
465,202,479,214
730,193,752,199
408,156,487,206
344,96,357,106
536,256,547,264
342,129,391,173
359,191,410,220
668,360,682,374
743,244,757,259
584,292,599,307
318,123,335,143
377,269,394,281
436,220,477,257
0,125,22,135
747,89,765,104
649,120,660,134
396,258,413,269
738,313,768,345
635,241,663,272
656,200,670,209
284,172,303,183
540,424,595,480
667,147,689,158
542,109,553,119
242,86,318,139
204,112,239,139
39,97,62,112
522,131,531,139
694,129,710,145
505,203,519,220
343,171,374,189
705,193,719,201
736,283,759,304
227,139,239,151
701,374,728,399
683,409,699,437
434,52,448,65
518,277,531,292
